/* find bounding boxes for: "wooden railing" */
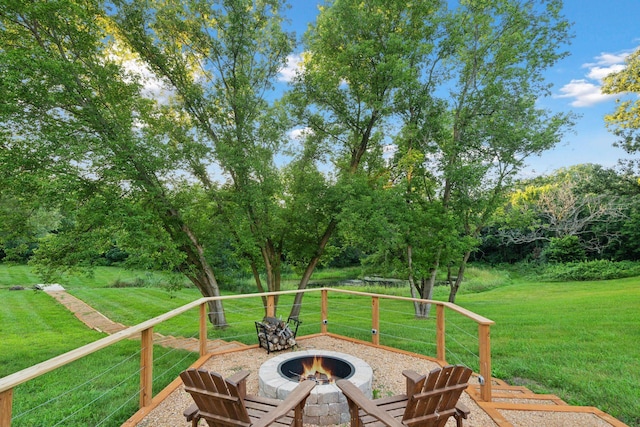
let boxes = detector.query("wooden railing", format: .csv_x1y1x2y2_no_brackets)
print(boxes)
0,288,494,427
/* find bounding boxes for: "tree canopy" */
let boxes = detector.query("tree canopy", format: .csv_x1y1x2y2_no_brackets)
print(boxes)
603,47,640,154
1,0,577,320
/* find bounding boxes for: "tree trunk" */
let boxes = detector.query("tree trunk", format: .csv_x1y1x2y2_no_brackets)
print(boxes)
179,221,227,327
289,219,337,320
448,250,471,303
251,261,268,312
407,245,422,314
407,245,434,318
186,272,227,327
415,271,436,319
261,239,282,317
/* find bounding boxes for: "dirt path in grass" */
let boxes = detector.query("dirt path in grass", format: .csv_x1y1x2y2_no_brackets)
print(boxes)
45,290,247,353
47,289,128,334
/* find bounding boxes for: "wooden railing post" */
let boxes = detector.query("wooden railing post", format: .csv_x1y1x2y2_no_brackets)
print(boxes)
199,302,208,356
140,327,154,408
0,388,13,427
436,304,446,362
321,290,328,333
266,295,275,318
478,323,492,402
371,296,380,345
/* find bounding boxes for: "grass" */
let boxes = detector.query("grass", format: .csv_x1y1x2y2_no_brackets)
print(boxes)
0,264,179,290
1,264,639,426
456,277,640,426
0,266,198,427
0,289,100,377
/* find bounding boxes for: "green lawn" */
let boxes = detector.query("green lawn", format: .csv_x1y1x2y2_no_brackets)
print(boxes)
0,266,198,427
1,264,638,426
0,289,101,377
0,264,177,290
455,277,640,426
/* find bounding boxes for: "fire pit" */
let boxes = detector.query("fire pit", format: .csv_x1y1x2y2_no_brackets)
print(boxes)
279,354,355,384
258,350,373,425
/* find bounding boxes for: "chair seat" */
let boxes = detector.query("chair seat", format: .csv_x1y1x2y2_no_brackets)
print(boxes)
180,368,315,427
358,395,408,425
244,395,296,427
337,365,472,427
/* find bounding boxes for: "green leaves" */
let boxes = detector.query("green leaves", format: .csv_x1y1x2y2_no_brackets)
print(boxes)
1,0,576,310
603,48,640,153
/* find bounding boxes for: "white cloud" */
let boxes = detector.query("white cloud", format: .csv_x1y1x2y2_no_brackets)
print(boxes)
556,48,636,107
278,54,304,82
383,144,397,156
107,40,174,105
288,127,313,140
590,51,630,66
123,60,175,104
586,64,626,80
556,79,617,107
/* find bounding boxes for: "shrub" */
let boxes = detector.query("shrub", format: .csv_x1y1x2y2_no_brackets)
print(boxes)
104,247,128,264
542,260,640,281
110,277,147,288
460,265,512,293
542,236,585,263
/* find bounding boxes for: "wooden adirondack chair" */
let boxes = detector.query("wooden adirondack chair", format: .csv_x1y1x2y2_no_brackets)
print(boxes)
336,365,472,427
180,368,315,427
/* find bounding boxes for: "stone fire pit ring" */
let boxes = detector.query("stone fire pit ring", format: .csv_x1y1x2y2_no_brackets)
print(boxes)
258,349,373,425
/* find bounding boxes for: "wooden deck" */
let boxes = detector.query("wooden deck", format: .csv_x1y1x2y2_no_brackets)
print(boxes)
122,335,629,427
39,290,630,427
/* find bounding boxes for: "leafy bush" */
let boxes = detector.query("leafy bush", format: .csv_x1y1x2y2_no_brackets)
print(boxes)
542,260,640,281
104,246,128,264
110,277,147,288
459,265,512,293
542,236,586,263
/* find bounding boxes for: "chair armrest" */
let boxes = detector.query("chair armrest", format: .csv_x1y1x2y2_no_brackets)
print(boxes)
456,401,470,418
402,370,426,396
227,370,251,399
183,402,199,420
252,380,316,427
337,380,405,427
183,402,201,427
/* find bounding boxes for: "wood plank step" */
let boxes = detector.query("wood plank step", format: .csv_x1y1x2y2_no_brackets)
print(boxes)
208,340,248,352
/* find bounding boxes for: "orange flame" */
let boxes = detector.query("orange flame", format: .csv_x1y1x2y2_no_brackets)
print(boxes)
301,356,333,382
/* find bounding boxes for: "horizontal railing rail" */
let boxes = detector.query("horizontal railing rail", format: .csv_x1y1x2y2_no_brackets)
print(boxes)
0,288,494,427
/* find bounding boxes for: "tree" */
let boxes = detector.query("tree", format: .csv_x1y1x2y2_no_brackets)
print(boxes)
0,0,227,325
392,0,575,303
602,47,640,154
111,0,308,314
0,194,61,262
543,235,585,263
285,0,444,318
314,0,574,311
1,0,576,321
491,165,633,261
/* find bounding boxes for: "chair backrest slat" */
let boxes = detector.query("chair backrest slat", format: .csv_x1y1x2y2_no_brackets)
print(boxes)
180,368,251,426
182,369,217,423
402,365,472,427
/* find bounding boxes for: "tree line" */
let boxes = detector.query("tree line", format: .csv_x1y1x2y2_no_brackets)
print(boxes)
475,164,640,265
1,0,637,325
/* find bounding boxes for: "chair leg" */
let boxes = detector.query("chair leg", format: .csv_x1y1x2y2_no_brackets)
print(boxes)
292,404,304,427
346,399,363,427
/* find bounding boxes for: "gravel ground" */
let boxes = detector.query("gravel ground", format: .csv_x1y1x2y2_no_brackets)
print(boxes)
133,336,621,427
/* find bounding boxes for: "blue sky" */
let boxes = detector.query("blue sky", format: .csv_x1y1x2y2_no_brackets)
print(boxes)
533,0,640,176
282,1,640,177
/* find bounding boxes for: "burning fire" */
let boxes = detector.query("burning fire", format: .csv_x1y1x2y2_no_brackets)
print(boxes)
300,356,334,383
